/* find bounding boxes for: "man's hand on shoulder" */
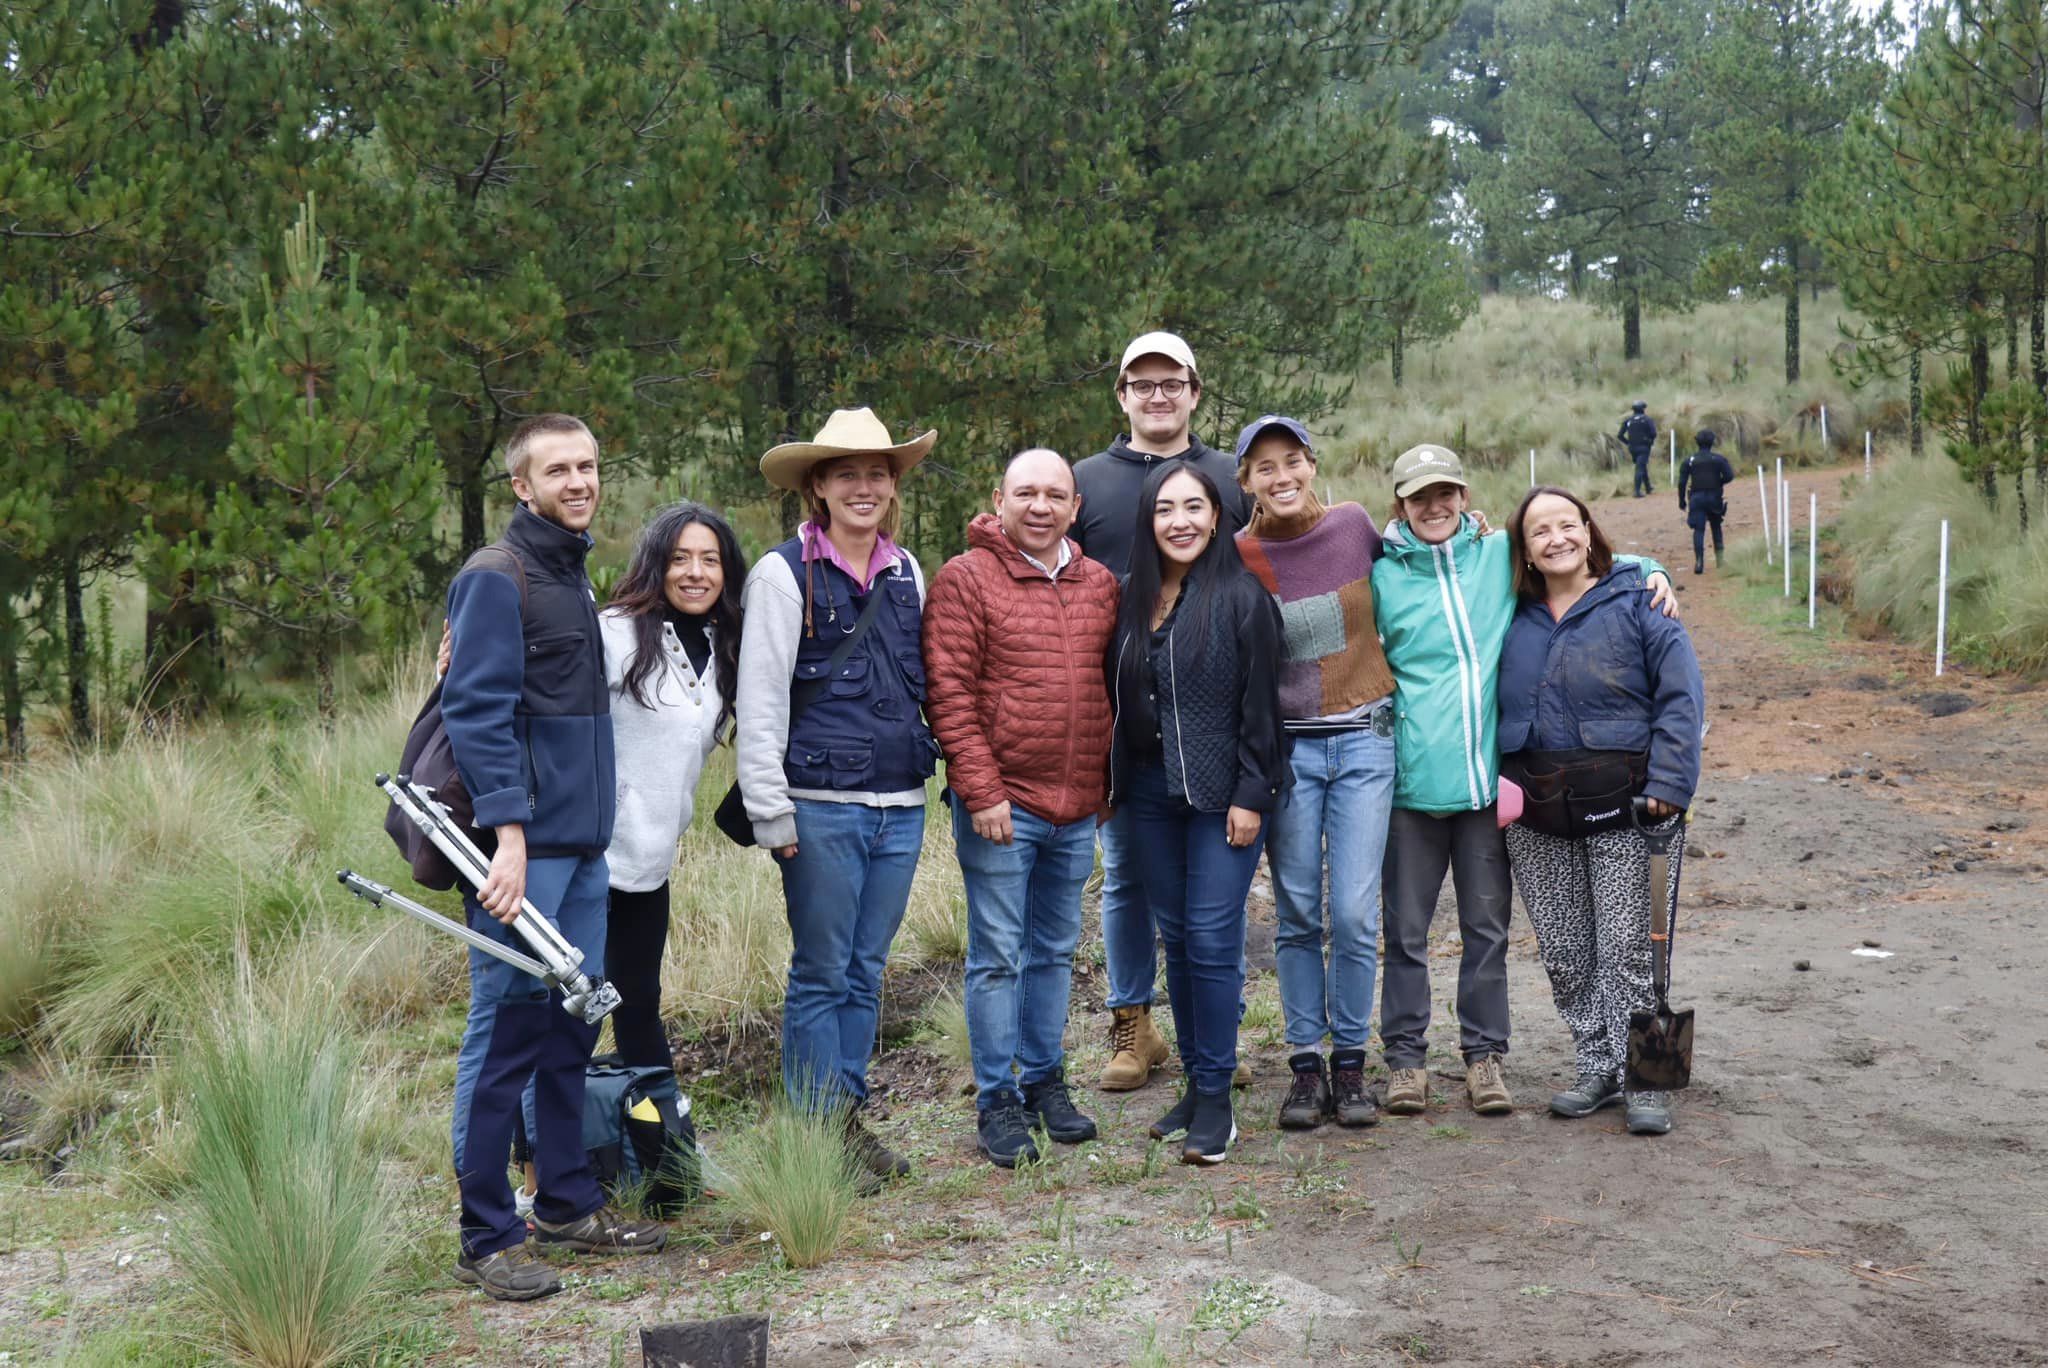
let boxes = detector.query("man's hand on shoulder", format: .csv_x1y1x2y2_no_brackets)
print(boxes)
478,824,527,922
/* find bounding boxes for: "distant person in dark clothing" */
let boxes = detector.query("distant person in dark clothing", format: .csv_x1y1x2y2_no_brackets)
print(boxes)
1677,429,1738,573
1619,401,1658,498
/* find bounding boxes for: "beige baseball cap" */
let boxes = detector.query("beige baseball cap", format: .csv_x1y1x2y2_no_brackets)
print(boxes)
1118,331,1199,382
1391,443,1468,499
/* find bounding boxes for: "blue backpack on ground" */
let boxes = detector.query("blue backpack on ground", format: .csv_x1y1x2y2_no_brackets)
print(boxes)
581,1056,701,1216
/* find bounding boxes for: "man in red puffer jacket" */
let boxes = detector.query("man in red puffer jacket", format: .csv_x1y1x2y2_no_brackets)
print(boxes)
924,448,1119,1169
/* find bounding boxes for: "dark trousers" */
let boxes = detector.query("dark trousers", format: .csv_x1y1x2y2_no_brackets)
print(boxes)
1632,451,1654,496
607,882,673,1070
1380,806,1512,1069
1124,762,1263,1095
1688,495,1726,565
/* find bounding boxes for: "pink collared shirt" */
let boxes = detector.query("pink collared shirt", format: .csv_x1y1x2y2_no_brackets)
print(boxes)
799,520,902,589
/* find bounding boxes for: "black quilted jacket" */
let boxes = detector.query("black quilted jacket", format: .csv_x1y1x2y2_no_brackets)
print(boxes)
1110,570,1290,813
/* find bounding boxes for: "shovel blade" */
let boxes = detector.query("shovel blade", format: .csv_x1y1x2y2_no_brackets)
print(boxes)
1626,1005,1694,1091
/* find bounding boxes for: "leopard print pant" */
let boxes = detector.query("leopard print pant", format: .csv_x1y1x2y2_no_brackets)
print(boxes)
1504,816,1685,1082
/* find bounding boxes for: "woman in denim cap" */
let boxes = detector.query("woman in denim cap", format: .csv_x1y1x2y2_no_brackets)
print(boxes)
1233,415,1397,1131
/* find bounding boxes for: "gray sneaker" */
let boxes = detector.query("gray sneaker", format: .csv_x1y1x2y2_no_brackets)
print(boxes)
453,1243,562,1300
1625,1091,1674,1135
1550,1072,1623,1119
533,1203,667,1254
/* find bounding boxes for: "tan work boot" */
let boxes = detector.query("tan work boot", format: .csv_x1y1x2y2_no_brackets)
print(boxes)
1099,1005,1170,1090
1232,1058,1252,1089
1466,1055,1514,1115
1384,1067,1429,1115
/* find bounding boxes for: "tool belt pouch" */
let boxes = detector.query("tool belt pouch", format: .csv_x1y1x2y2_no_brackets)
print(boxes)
1501,748,1648,839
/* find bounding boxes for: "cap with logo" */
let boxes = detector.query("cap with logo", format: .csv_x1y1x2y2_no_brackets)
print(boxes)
1390,443,1468,499
1118,331,1199,383
1232,414,1314,464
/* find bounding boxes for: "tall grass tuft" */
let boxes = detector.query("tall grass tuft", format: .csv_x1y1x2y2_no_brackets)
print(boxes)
171,961,407,1367
1833,455,2048,673
713,1103,862,1268
918,989,974,1072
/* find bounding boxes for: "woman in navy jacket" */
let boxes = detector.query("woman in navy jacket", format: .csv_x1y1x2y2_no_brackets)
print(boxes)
1109,462,1288,1166
1497,486,1703,1137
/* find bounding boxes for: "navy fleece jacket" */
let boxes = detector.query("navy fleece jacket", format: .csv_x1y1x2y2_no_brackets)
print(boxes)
442,503,615,857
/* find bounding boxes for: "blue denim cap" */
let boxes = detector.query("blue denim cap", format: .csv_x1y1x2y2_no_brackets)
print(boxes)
1232,414,1314,464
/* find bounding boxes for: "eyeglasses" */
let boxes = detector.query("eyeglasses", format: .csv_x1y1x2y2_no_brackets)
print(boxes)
1120,378,1191,400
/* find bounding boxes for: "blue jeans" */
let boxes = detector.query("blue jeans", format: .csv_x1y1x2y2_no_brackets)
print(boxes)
1267,728,1397,1052
776,799,925,1109
1097,807,1155,1009
954,797,1096,1109
453,852,609,1259
1123,763,1263,1095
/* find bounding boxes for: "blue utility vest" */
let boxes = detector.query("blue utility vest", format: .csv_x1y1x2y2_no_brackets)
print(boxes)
773,540,938,794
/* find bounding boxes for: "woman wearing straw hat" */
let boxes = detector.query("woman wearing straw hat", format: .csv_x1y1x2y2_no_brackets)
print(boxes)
735,407,940,1190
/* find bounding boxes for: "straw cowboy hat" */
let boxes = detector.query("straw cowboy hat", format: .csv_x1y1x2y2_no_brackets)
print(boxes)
759,408,938,491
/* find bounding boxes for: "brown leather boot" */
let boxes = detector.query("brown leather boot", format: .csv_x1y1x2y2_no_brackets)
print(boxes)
1099,1005,1170,1090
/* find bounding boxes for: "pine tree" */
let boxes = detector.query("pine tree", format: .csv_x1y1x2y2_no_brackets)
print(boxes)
141,200,439,719
1354,219,1478,388
1695,0,1892,383
1478,0,1715,359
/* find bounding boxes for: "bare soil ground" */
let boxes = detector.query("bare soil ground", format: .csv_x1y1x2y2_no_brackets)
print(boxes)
5,466,2045,1367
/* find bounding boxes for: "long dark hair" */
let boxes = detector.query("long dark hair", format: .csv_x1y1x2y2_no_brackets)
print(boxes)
608,501,746,730
1115,461,1247,682
1507,485,1614,600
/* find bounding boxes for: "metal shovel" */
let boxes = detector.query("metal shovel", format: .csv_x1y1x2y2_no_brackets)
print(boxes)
1626,797,1694,1091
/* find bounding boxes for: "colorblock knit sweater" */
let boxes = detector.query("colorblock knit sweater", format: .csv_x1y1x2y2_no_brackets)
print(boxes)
1235,500,1396,722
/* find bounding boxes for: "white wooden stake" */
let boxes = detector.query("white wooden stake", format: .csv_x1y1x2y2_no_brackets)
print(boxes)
1935,520,1950,676
1820,405,1829,451
1808,493,1818,629
1758,465,1773,565
1669,428,1677,487
1864,430,1872,480
1781,476,1791,598
1529,448,1536,487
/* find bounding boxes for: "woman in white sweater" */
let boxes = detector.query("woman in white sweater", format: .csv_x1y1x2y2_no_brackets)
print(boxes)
597,501,744,1067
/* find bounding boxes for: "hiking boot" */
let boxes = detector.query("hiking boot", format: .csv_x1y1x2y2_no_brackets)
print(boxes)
1181,1089,1236,1166
1550,1072,1623,1119
1625,1091,1674,1135
1714,544,1724,568
1148,1083,1197,1140
1329,1049,1378,1127
1277,1052,1329,1130
976,1093,1040,1169
1099,1005,1170,1091
842,1107,912,1188
1466,1055,1514,1115
453,1243,561,1301
1023,1072,1097,1144
1693,554,1705,574
1384,1067,1429,1115
532,1204,666,1255
1232,1057,1252,1089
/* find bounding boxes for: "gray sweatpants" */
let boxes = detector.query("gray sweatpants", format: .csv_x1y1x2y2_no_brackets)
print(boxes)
1502,818,1685,1082
1379,806,1512,1069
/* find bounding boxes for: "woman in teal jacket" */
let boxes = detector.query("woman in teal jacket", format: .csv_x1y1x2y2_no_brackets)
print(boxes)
1370,445,1673,1118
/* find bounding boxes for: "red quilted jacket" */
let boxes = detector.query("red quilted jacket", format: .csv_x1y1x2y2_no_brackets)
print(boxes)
923,514,1119,825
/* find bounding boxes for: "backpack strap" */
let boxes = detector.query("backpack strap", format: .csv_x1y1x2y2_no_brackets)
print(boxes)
460,542,528,609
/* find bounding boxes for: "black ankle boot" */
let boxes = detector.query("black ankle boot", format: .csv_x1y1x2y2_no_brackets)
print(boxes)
1180,1089,1236,1166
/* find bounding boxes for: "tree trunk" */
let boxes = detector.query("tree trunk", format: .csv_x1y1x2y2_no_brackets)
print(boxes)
143,568,219,714
1623,285,1642,361
1910,348,1924,458
316,637,335,724
1391,324,1405,389
2034,210,2046,498
63,556,89,741
1784,258,1801,385
459,452,488,558
1971,312,1994,507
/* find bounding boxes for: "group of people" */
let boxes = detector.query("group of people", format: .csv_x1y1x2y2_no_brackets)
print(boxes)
1621,399,1741,575
432,331,1706,1303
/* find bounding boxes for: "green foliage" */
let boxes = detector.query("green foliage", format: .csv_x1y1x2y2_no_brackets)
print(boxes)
1478,0,1715,356
713,1104,863,1268
140,200,440,717
171,966,409,1367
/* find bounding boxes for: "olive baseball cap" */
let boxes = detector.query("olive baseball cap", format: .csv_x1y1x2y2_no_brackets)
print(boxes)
1391,443,1468,499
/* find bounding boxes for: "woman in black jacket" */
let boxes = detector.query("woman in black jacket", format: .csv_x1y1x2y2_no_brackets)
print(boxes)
1110,462,1289,1165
